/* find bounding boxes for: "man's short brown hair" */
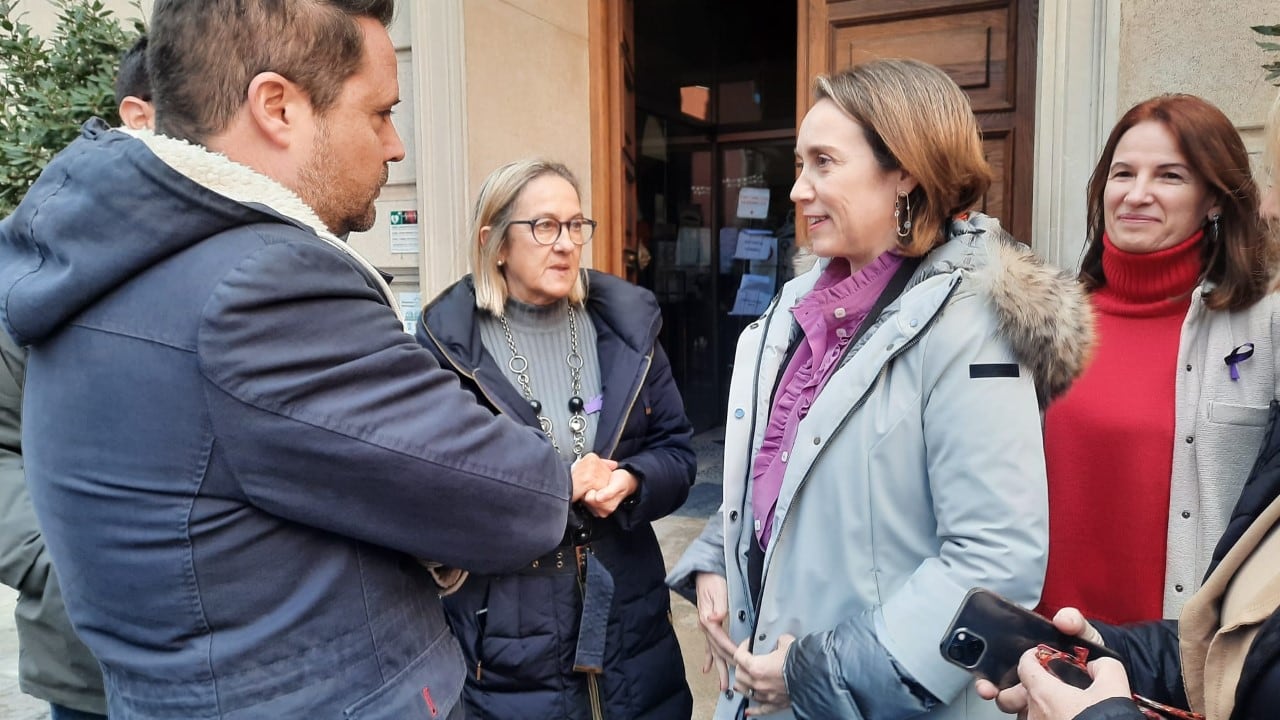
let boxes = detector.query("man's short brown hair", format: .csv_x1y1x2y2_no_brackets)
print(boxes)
149,0,395,144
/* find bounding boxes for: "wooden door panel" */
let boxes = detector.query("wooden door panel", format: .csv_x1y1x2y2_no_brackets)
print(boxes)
833,8,1012,112
980,130,1012,221
801,0,1037,243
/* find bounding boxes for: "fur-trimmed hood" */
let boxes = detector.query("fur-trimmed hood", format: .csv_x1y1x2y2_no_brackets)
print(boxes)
795,213,1094,407
0,119,399,345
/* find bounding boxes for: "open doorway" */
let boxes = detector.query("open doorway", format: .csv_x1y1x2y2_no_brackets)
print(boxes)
633,0,797,432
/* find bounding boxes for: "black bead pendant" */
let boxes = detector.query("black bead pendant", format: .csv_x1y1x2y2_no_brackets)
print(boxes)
568,396,584,413
530,399,542,414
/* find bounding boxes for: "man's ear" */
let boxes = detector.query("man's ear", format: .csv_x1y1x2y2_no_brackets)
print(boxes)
245,72,310,148
118,97,154,131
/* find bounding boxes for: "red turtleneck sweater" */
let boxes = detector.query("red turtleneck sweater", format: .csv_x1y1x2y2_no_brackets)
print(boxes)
1038,232,1204,625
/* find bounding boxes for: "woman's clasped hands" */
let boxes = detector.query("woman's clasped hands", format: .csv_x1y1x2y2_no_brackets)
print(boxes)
569,453,637,517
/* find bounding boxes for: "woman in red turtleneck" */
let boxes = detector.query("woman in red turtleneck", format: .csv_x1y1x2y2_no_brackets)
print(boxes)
1039,94,1280,625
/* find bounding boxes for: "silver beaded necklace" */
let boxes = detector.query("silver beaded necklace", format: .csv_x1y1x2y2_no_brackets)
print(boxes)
498,303,588,459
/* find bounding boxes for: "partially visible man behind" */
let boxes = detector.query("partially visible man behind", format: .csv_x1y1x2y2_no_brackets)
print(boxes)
0,323,107,720
0,31,161,720
114,34,153,130
0,1,597,718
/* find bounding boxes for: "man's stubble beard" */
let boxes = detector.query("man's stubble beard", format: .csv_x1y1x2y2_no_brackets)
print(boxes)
297,121,387,237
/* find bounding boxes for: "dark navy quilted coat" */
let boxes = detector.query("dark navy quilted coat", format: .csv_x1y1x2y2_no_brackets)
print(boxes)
419,271,696,719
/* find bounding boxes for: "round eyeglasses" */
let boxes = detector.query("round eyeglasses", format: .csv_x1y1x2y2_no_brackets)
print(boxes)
510,217,596,246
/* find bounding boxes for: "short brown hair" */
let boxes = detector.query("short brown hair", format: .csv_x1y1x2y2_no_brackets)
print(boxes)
1080,95,1272,311
470,160,588,315
812,59,993,255
149,0,395,143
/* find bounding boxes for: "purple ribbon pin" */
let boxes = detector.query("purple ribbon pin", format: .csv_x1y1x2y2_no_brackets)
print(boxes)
584,394,604,414
1224,343,1255,381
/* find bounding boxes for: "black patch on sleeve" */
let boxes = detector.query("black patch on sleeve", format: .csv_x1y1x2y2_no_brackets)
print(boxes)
969,363,1020,378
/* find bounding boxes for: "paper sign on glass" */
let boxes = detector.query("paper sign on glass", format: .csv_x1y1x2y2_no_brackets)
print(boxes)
730,273,775,316
734,230,775,261
736,187,770,219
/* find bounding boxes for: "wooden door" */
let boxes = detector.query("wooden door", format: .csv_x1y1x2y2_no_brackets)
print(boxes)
589,0,638,281
799,0,1038,243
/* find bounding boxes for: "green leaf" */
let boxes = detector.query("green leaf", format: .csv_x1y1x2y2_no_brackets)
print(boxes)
1253,24,1280,36
0,0,138,217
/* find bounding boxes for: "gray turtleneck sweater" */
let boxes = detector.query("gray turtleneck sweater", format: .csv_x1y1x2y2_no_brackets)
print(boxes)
478,298,602,460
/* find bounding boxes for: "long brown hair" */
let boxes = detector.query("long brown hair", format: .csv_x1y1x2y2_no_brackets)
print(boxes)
1080,94,1272,310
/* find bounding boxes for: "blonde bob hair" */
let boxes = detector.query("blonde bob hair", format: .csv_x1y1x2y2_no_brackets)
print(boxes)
470,159,589,315
812,59,993,255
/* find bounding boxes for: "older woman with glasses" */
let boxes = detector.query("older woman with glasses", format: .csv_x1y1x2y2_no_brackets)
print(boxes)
417,159,696,720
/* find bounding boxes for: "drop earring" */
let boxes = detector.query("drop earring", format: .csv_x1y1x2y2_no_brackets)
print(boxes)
894,191,912,238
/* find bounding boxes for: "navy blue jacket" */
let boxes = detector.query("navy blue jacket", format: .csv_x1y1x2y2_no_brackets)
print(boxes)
1081,402,1280,720
0,121,573,719
418,272,695,719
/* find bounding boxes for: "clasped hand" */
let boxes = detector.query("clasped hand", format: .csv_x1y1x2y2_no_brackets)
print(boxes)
975,607,1132,720
569,453,636,517
695,572,795,717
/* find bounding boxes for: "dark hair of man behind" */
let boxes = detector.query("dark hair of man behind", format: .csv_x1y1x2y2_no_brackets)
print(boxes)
149,0,395,144
115,35,151,106
1080,94,1273,311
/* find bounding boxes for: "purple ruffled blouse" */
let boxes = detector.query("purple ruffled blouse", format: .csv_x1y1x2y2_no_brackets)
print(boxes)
750,251,904,548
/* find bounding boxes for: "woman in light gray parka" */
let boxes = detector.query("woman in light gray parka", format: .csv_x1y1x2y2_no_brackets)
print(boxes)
667,59,1096,720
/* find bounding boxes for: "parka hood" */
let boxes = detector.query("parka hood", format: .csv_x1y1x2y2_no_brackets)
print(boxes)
0,119,398,345
794,213,1094,407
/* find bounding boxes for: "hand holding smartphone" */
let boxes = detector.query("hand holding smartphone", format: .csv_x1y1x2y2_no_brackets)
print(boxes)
939,588,1119,690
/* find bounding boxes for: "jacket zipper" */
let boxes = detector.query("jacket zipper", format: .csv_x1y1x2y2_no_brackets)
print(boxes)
584,349,651,720
760,279,958,595
602,351,653,458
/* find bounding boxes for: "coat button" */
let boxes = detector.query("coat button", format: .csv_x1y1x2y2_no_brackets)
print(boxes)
1185,436,1194,444
734,408,745,419
886,343,894,352
725,690,735,699
812,436,821,445
1176,584,1185,592
738,610,747,622
729,510,739,522
909,318,919,328
758,632,767,642
1185,364,1192,371
834,307,847,319
1181,510,1191,519
749,322,759,329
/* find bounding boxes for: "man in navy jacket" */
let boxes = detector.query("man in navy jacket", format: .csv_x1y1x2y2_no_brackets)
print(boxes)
0,1,605,717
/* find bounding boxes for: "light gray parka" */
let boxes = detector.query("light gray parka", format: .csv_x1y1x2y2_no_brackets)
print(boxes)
669,214,1095,720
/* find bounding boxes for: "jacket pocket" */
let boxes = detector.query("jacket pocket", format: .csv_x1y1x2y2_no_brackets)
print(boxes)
1208,401,1271,427
343,624,465,720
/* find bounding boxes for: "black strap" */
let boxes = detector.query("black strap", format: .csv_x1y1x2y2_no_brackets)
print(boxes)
766,255,923,409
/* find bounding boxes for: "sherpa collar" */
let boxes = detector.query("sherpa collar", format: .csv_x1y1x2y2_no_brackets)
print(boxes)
119,127,405,326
